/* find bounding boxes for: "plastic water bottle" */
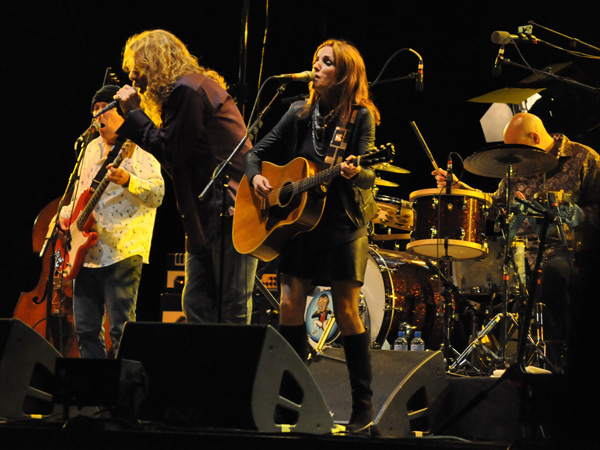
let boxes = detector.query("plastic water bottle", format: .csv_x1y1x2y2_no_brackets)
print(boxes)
410,331,425,351
393,331,408,350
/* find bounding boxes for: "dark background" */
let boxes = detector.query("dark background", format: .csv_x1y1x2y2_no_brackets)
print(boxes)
3,0,599,321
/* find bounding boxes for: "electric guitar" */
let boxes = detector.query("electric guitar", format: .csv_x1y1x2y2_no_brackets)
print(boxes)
54,139,133,280
232,144,394,261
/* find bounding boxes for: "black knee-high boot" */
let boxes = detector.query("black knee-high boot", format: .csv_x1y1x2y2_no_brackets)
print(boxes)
278,324,308,363
342,331,374,433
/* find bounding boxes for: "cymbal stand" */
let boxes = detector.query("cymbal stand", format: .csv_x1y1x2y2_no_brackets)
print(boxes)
498,162,517,366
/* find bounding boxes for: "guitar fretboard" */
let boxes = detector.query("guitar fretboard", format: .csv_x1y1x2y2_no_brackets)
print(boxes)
75,142,128,231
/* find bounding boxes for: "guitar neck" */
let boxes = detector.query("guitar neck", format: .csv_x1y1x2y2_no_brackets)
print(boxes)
266,145,391,203
294,163,341,194
75,150,125,231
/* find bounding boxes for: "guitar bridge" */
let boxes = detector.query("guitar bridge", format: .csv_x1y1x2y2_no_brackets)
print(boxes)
260,198,269,220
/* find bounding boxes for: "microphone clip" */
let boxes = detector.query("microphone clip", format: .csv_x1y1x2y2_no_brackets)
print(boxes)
445,153,453,195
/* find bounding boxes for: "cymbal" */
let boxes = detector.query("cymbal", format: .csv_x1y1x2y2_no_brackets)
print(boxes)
371,162,411,174
464,143,558,178
375,178,399,187
468,87,546,105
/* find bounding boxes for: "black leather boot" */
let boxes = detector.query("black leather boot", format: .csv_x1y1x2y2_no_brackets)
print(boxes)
278,324,308,363
342,331,374,433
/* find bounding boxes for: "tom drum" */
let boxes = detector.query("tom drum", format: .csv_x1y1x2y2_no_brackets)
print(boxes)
407,188,491,260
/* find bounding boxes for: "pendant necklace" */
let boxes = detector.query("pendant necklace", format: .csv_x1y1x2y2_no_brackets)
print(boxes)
311,103,335,157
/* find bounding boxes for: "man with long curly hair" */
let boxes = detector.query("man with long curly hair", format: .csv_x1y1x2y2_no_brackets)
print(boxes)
115,29,257,325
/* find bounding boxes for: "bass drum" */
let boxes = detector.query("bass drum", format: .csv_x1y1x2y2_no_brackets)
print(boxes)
360,246,448,349
305,289,340,347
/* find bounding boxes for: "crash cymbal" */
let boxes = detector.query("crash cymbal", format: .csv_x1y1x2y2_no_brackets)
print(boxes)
468,87,546,105
464,143,558,178
375,178,399,187
371,162,411,174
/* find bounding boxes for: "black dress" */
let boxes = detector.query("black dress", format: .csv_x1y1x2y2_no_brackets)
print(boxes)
244,101,378,285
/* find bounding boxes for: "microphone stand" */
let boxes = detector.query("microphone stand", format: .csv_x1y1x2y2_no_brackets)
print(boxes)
198,83,288,322
494,56,600,94
369,47,423,88
41,128,93,355
425,257,468,367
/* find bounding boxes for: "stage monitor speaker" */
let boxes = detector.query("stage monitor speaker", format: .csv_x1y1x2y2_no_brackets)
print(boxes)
54,358,148,420
308,348,447,438
117,322,333,434
0,318,61,419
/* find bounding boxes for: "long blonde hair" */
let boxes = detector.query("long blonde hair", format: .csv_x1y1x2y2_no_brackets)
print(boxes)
301,39,380,125
122,29,227,126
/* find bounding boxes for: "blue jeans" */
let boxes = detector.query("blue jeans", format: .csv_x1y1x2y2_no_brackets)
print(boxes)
182,218,258,324
73,255,142,358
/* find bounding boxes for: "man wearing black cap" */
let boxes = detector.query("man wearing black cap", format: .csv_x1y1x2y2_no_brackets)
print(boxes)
58,84,165,358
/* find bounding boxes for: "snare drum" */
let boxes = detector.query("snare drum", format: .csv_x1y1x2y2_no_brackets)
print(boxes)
372,195,414,231
407,188,491,260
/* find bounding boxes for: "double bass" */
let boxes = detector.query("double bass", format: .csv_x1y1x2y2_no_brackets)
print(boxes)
14,198,80,357
14,197,114,357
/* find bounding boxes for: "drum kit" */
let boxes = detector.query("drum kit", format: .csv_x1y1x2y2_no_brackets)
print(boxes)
305,137,564,375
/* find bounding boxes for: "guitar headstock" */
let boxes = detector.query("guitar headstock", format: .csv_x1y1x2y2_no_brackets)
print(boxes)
121,139,135,159
102,67,121,86
378,143,395,162
361,143,395,166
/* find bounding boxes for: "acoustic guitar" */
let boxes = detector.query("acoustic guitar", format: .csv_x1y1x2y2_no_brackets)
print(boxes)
232,144,393,261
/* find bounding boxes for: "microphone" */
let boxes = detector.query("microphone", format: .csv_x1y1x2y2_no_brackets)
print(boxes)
92,100,118,118
515,191,545,214
75,120,101,146
415,58,424,91
272,71,316,83
491,30,538,45
492,45,505,77
445,154,453,195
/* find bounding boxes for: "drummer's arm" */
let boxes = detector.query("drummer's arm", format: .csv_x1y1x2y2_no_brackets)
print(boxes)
431,168,482,192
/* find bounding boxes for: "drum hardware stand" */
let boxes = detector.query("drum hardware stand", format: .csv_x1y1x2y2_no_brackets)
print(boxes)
425,256,463,367
512,192,565,375
307,315,347,363
451,194,562,375
497,161,521,367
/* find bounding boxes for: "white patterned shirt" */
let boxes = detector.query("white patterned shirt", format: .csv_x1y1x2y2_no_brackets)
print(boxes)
60,136,165,268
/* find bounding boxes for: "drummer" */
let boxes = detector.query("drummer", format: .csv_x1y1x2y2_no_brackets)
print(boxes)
432,112,600,373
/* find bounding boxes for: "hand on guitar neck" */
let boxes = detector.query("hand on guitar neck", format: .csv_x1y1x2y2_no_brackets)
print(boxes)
252,154,362,199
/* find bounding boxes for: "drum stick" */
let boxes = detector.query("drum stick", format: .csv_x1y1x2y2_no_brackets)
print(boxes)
410,121,439,171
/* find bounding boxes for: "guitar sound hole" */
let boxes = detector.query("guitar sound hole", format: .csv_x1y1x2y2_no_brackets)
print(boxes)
279,182,293,207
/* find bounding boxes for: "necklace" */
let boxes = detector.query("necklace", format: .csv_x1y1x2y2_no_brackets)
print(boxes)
311,103,335,157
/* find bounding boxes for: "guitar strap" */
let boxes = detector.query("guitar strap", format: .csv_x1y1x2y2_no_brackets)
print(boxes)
323,105,360,169
90,138,126,192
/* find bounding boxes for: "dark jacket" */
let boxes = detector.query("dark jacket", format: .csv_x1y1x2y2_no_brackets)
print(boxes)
117,73,252,252
244,101,378,229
